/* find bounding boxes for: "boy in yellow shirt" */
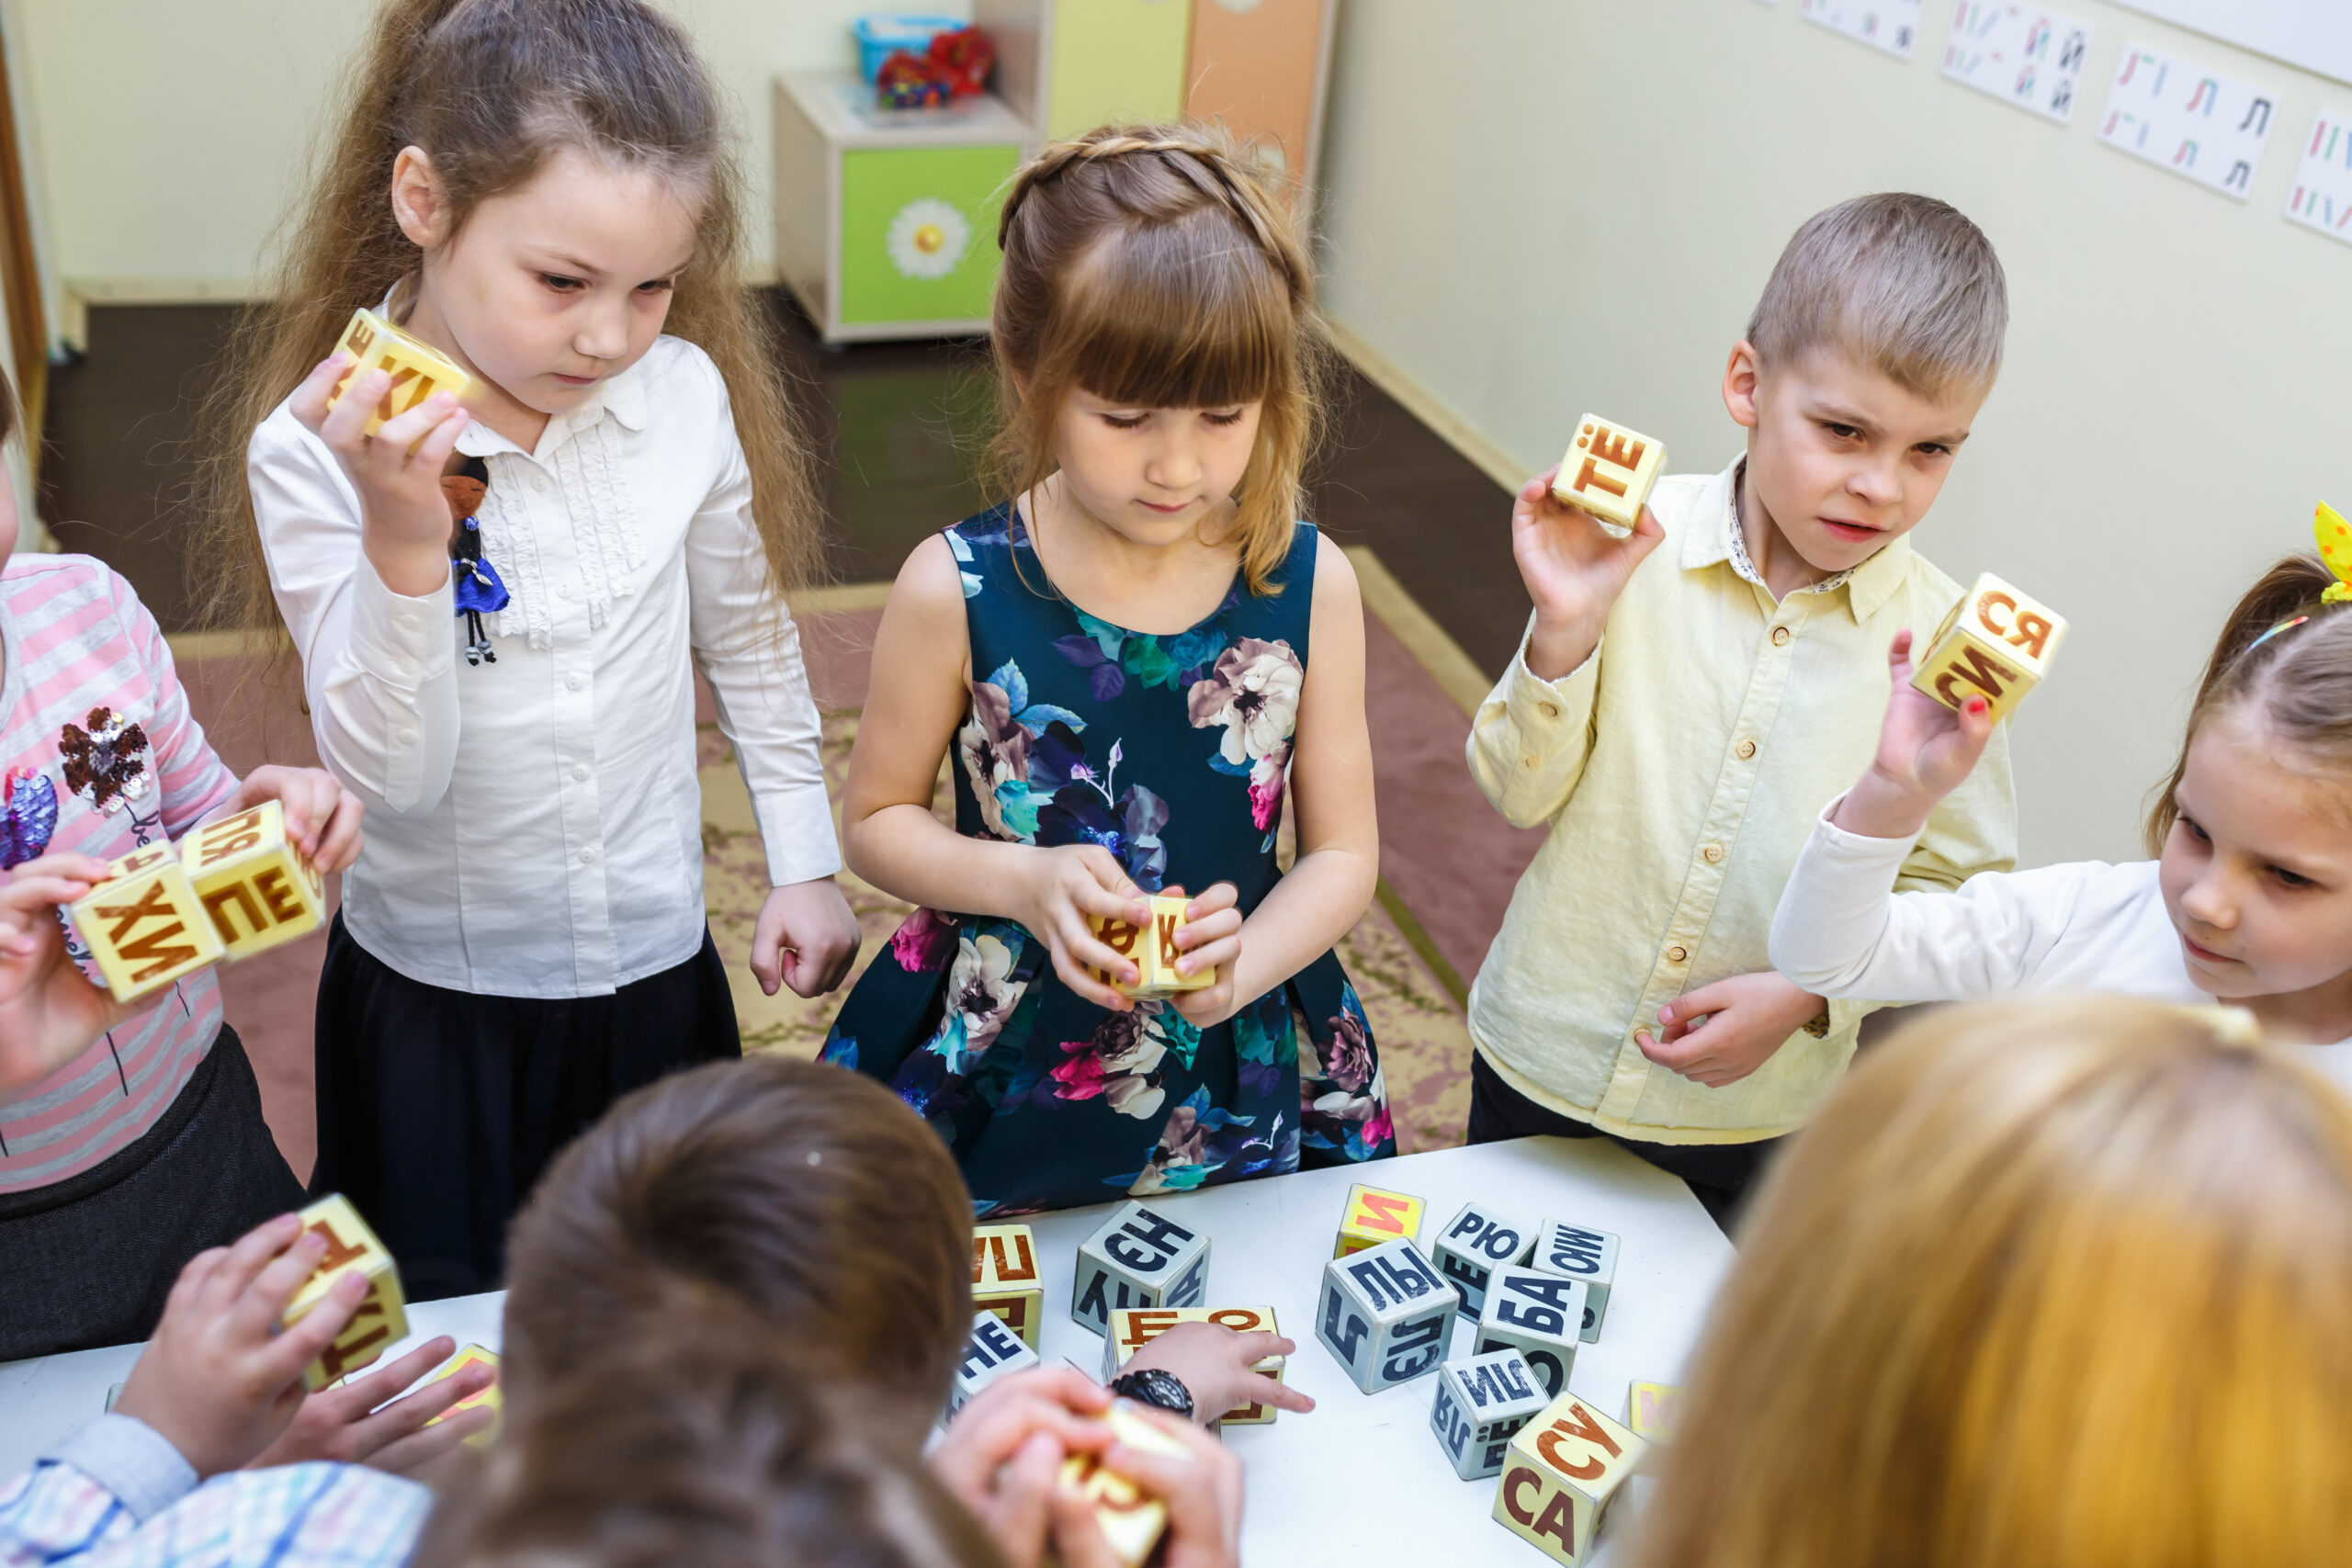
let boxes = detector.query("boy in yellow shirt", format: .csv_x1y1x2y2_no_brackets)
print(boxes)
1465,194,2018,1227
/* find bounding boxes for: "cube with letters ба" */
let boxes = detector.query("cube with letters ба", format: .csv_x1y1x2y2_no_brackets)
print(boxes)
1057,1401,1195,1567
1908,571,2067,725
1474,1266,1587,1400
1102,1305,1285,1424
1527,1219,1620,1343
284,1195,408,1393
67,842,225,1003
1491,1390,1647,1565
1070,1201,1210,1336
422,1344,503,1449
1550,414,1665,536
181,799,326,961
1315,1236,1458,1394
1089,893,1211,1000
1430,1347,1547,1482
1432,1201,1529,1317
323,308,473,438
1333,1180,1426,1258
949,1309,1041,1416
973,1223,1044,1350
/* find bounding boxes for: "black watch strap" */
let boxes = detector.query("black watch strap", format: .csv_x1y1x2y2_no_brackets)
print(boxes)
1109,1367,1196,1420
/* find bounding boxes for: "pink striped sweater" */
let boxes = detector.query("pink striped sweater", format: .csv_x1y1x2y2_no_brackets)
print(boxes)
0,555,237,1192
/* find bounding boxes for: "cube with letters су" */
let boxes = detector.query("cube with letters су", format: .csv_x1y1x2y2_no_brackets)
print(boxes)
1491,1390,1647,1564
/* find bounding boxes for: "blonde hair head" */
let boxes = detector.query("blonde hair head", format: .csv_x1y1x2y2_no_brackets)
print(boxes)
1634,996,2352,1568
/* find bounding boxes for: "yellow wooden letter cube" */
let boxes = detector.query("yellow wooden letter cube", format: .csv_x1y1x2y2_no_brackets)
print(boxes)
1090,893,1211,1000
284,1194,408,1393
1102,1305,1286,1424
973,1223,1045,1350
1909,571,2067,724
1057,1401,1193,1567
1551,414,1666,535
1333,1181,1426,1258
422,1343,503,1449
1491,1391,1647,1564
181,799,325,961
324,308,473,437
1626,1381,1685,1443
67,844,226,1003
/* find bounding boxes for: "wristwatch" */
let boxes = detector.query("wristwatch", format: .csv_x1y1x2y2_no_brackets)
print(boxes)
1108,1366,1196,1421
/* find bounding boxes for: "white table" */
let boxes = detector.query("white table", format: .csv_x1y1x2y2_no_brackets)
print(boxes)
0,1136,1733,1563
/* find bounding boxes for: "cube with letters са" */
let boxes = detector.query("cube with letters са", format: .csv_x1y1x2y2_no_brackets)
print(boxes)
1432,1201,1529,1317
67,842,225,1003
1316,1236,1459,1394
949,1309,1041,1415
323,308,474,438
422,1344,503,1449
1057,1400,1194,1567
1430,1347,1548,1482
1527,1219,1619,1342
1089,893,1211,1000
973,1223,1044,1350
1071,1201,1210,1336
181,799,326,961
1102,1305,1285,1424
1491,1390,1647,1565
1332,1181,1425,1258
1551,414,1666,536
1474,1266,1587,1400
1908,571,2067,725
284,1194,408,1393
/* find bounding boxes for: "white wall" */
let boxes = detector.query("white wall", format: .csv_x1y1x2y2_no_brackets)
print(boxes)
1317,0,2352,868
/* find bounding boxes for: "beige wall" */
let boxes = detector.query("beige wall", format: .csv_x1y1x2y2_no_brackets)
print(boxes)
1317,0,2352,867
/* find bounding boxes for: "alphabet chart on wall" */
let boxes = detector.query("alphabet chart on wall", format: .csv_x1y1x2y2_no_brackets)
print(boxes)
1941,4,2094,123
1799,0,1925,60
2097,40,2278,200
2284,110,2352,243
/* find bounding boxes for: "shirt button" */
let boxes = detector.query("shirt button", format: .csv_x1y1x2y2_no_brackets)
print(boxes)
580,847,597,864
572,764,589,782
1538,701,1560,719
567,673,583,692
398,729,417,746
1667,944,1689,964
559,581,574,599
1771,626,1792,647
532,476,550,494
1736,739,1758,761
1522,756,1539,771
1702,843,1724,863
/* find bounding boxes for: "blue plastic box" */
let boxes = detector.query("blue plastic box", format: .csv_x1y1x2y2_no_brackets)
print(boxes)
853,15,964,83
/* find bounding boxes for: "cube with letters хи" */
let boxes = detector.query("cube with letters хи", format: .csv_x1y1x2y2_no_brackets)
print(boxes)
68,842,225,1003
1333,1181,1425,1258
1527,1219,1619,1342
1491,1390,1647,1564
285,1194,408,1393
1071,1201,1209,1336
1316,1235,1458,1394
1102,1305,1285,1424
180,799,325,961
1550,414,1665,536
949,1309,1041,1415
1432,1201,1529,1317
1908,571,2067,725
323,308,473,438
1430,1347,1547,1481
1474,1266,1587,1400
973,1223,1044,1350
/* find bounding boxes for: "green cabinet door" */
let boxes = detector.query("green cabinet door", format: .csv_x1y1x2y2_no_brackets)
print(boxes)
839,142,1022,326
1047,0,1193,139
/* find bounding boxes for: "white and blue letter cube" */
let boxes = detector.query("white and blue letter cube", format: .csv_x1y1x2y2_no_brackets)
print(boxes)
1475,1266,1587,1400
1316,1236,1459,1393
1430,1348,1547,1480
1528,1221,1619,1342
949,1309,1040,1415
1071,1201,1210,1336
1432,1201,1529,1318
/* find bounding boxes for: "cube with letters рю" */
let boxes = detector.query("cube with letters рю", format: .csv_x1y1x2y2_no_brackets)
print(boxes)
1089,893,1211,1000
1908,571,2066,725
284,1194,408,1393
1316,1236,1458,1394
1103,1305,1285,1424
1491,1390,1648,1565
1474,1266,1587,1400
323,308,473,437
1551,414,1665,536
1057,1400,1193,1567
1432,1200,1529,1317
1333,1181,1426,1258
1526,1219,1619,1342
1071,1201,1209,1336
949,1309,1041,1415
67,842,224,1004
973,1223,1044,1350
1430,1347,1548,1482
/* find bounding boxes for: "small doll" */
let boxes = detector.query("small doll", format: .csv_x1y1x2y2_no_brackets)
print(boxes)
440,454,510,667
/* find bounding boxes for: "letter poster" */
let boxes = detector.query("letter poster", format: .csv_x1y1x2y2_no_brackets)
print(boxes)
1800,0,1926,59
2097,39,2278,200
1941,4,2094,124
2284,110,2352,246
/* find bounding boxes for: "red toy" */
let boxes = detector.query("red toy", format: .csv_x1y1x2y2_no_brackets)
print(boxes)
876,25,995,110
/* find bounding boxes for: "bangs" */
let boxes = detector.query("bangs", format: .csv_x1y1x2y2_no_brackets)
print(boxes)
1046,211,1294,410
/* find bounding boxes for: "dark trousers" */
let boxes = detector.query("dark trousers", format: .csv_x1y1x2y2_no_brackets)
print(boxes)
311,916,741,1301
1466,1053,1782,1237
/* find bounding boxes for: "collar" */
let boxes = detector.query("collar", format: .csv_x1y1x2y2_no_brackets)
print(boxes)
1680,453,1912,623
373,288,651,460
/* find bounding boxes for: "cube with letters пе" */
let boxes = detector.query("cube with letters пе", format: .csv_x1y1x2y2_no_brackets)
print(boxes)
1432,1201,1529,1317
180,799,326,961
1333,1181,1425,1258
1316,1236,1459,1395
284,1194,408,1393
1089,893,1211,1000
1474,1266,1587,1400
1057,1400,1194,1567
1491,1390,1648,1565
1627,1381,1685,1444
973,1223,1045,1350
949,1309,1042,1416
1102,1305,1285,1424
422,1344,503,1448
323,308,474,438
1551,414,1666,536
1527,1219,1619,1342
68,843,226,1003
1430,1347,1548,1482
1071,1201,1210,1336
1908,571,2067,725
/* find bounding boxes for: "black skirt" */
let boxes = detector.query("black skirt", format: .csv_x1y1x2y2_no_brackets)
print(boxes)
0,1024,307,1359
310,915,741,1302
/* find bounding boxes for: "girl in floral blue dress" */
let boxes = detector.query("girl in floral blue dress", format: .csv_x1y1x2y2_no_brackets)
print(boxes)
822,127,1395,1216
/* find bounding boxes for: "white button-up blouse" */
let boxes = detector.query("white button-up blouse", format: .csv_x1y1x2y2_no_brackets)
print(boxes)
249,334,839,998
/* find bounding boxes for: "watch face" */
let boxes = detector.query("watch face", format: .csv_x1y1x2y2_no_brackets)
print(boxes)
1114,1368,1194,1418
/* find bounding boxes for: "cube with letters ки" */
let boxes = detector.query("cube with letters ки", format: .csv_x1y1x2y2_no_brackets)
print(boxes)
181,799,325,961
422,1344,503,1449
1527,1219,1619,1342
1491,1391,1648,1565
949,1309,1041,1416
1070,1201,1210,1336
1430,1348,1547,1482
1333,1181,1425,1258
284,1195,408,1393
1102,1306,1285,1424
67,843,226,1003
1432,1201,1529,1317
1057,1400,1194,1567
1474,1266,1587,1400
1089,893,1211,1000
323,308,473,438
1316,1236,1459,1394
1908,571,2067,725
1551,414,1666,536
973,1223,1044,1350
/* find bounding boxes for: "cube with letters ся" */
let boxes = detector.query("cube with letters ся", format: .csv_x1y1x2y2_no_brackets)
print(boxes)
1071,1201,1209,1336
67,842,224,1003
1057,1401,1194,1568
1908,571,2066,725
1430,1347,1547,1482
323,308,473,438
973,1223,1044,1350
1432,1201,1529,1317
1491,1390,1647,1565
182,799,326,961
1550,414,1665,536
1089,893,1211,1000
1527,1219,1618,1342
1102,1305,1285,1424
1474,1266,1587,1400
422,1344,503,1449
1332,1181,1425,1258
1316,1236,1458,1394
949,1309,1041,1416
284,1194,408,1393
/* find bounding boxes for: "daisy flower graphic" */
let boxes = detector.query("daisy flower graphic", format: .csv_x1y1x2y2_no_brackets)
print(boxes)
886,197,970,281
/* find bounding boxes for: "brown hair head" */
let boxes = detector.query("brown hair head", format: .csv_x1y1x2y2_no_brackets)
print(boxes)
991,123,1329,596
1631,996,2352,1568
188,0,820,647
501,1055,972,1438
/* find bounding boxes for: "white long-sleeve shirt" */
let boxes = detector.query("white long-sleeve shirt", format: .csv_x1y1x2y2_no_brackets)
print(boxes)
250,334,839,998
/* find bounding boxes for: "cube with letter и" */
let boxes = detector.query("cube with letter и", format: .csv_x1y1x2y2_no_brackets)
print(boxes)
1908,571,2066,725
1527,1219,1619,1342
949,1309,1040,1416
1071,1201,1209,1335
182,799,326,960
973,1223,1044,1349
1333,1181,1425,1258
284,1194,408,1393
1491,1390,1647,1564
1316,1235,1458,1394
1432,1200,1529,1317
67,842,224,1003
1430,1347,1547,1481
1474,1266,1586,1399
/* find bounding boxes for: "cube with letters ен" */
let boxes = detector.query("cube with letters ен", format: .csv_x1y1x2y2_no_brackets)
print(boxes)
1527,1220,1619,1342
67,842,225,1003
180,799,326,961
1102,1305,1286,1424
1057,1401,1194,1567
1430,1347,1547,1481
1316,1236,1459,1394
323,307,474,438
1070,1201,1210,1336
1908,571,2067,725
422,1344,502,1449
949,1309,1041,1416
1432,1201,1529,1317
973,1223,1044,1350
1491,1390,1647,1565
1474,1266,1587,1400
1332,1181,1425,1258
1550,414,1665,536
284,1195,408,1393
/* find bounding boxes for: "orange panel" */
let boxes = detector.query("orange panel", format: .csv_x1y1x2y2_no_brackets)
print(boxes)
1183,0,1326,192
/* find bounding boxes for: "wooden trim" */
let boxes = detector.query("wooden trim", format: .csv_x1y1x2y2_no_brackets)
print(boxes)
0,23,43,442
1320,315,1529,498
1342,545,1488,718
788,580,894,615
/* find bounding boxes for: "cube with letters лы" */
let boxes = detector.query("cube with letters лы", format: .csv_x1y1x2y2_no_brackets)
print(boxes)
67,842,225,1003
1071,1201,1210,1336
1551,414,1666,536
1333,1181,1425,1258
1430,1347,1548,1482
1316,1235,1459,1395
1626,1381,1685,1445
1102,1305,1285,1424
973,1223,1045,1350
181,799,326,962
1908,571,2067,725
1432,1201,1530,1317
1527,1219,1619,1342
324,308,473,438
1491,1390,1647,1565
422,1344,503,1449
284,1195,408,1393
950,1309,1042,1416
1088,893,1211,1000
1057,1401,1194,1567
1474,1266,1587,1401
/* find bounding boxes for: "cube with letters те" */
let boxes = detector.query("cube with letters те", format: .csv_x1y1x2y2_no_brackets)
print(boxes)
323,308,473,438
422,1344,503,1448
284,1194,409,1393
1102,1305,1285,1424
1057,1400,1195,1567
1474,1266,1587,1400
1070,1201,1210,1336
1491,1390,1647,1565
182,799,326,961
1551,414,1665,536
949,1309,1041,1415
1526,1219,1619,1342
1089,893,1211,1000
1333,1180,1426,1258
1908,571,2066,725
1316,1235,1459,1394
1430,1347,1548,1482
67,842,225,1003
973,1223,1044,1350
1432,1200,1530,1317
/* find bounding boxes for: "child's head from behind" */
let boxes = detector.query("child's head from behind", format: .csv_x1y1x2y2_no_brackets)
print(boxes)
1634,997,2352,1568
1727,194,2007,576
500,1055,972,1440
993,125,1323,594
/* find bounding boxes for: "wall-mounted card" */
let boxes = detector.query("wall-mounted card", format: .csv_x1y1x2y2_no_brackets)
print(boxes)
2098,40,2278,200
1941,4,2094,124
1800,0,1925,59
2284,110,2352,245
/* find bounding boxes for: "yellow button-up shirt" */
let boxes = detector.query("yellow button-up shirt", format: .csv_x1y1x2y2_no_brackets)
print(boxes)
1464,456,2018,1143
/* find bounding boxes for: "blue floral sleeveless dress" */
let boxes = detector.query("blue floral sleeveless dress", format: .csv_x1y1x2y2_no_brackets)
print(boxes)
822,503,1396,1218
